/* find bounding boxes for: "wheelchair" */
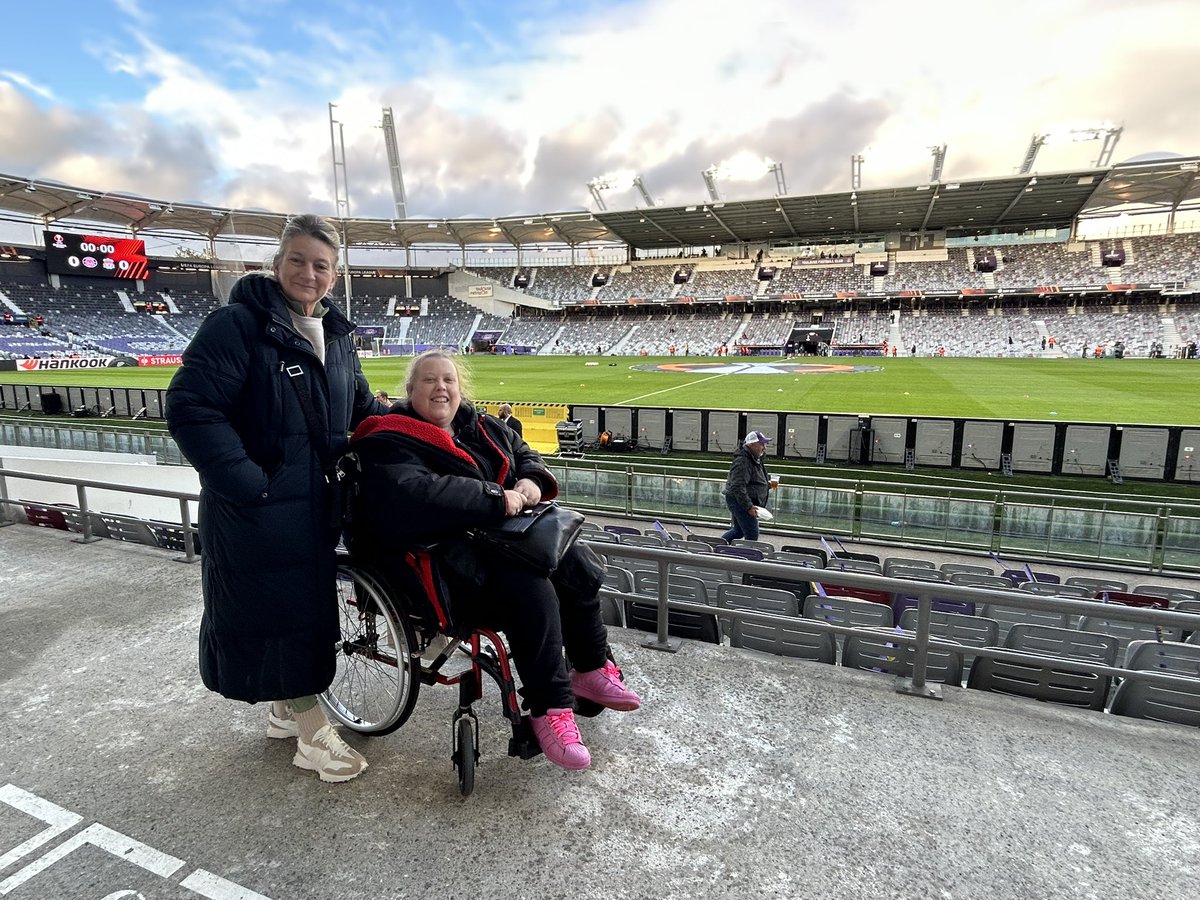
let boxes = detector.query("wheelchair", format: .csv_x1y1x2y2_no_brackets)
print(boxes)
321,549,608,796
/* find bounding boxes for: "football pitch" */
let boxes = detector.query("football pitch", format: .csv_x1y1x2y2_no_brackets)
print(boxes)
2,356,1198,425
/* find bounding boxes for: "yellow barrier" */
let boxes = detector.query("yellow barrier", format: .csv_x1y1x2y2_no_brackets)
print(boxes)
476,401,569,454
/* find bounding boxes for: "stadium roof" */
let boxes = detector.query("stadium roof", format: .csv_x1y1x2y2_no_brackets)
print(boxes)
2,155,1198,252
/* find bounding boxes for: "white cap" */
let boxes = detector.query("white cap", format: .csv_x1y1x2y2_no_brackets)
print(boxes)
743,430,770,447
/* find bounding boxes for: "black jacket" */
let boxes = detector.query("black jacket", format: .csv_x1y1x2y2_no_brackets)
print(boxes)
723,445,770,512
165,273,383,702
347,402,557,588
500,413,523,438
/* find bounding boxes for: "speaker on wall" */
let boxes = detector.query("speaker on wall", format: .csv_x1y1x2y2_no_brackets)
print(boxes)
40,392,63,415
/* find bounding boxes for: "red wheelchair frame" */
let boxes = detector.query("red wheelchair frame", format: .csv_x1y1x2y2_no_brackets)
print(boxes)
324,548,596,796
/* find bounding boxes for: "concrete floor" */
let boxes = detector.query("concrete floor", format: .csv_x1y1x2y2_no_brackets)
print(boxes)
1,522,1198,900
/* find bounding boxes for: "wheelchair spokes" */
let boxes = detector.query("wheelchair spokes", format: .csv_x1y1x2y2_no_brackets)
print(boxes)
323,565,420,736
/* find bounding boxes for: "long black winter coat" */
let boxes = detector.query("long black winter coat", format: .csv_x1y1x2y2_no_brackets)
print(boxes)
166,274,383,702
347,402,564,590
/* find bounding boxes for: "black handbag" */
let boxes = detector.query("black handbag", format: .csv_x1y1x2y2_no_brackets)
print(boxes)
472,502,585,575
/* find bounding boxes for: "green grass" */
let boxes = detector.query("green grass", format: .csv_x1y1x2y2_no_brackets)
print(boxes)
4,356,1199,424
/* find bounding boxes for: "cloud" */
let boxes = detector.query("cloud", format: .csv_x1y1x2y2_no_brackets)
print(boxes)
0,71,56,102
2,0,1200,231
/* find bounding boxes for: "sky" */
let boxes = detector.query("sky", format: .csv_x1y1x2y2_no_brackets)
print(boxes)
2,0,1199,223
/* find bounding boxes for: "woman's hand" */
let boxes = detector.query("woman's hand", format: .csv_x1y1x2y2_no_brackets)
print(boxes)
513,477,543,507
503,489,526,517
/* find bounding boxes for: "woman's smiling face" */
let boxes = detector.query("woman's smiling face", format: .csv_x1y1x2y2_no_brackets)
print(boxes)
407,354,461,431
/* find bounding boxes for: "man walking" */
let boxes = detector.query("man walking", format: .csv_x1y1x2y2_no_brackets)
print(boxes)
721,431,773,542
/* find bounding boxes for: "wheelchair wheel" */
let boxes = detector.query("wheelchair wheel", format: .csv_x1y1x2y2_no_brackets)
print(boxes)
453,714,477,797
323,562,420,736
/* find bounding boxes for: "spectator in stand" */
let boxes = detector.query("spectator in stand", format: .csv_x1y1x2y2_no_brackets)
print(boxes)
375,390,391,405
721,431,773,543
497,402,523,437
166,214,387,784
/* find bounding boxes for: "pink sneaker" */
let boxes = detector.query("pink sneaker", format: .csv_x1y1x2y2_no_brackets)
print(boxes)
571,660,642,711
530,708,590,770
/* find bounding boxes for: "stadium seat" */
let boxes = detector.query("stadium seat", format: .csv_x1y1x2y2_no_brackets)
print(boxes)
1091,590,1168,610
820,582,892,608
802,593,893,655
825,557,882,575
842,626,964,686
1131,585,1200,606
600,566,633,627
1109,640,1200,727
967,624,1119,710
1076,615,1183,663
715,583,799,635
21,502,69,531
773,550,824,568
940,563,996,577
627,572,719,644
728,617,836,663
981,603,1069,644
1066,576,1129,594
731,539,775,555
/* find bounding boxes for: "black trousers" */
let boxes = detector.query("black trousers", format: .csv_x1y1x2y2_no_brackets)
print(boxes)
451,543,608,716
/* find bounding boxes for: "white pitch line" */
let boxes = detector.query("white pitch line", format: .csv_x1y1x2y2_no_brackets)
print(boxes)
615,367,747,405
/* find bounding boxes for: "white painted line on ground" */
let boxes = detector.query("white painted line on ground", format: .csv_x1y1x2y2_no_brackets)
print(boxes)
181,869,274,900
616,368,745,405
0,823,184,895
0,784,82,874
0,786,272,898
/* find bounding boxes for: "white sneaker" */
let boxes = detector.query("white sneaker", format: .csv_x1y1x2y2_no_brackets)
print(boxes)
293,725,368,783
421,633,453,662
267,704,298,740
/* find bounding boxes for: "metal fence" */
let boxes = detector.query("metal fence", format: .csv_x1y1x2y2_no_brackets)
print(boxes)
550,460,1200,574
2,464,1199,723
591,542,1200,703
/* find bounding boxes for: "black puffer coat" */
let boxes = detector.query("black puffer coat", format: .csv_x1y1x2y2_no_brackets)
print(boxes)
166,273,383,702
347,402,568,589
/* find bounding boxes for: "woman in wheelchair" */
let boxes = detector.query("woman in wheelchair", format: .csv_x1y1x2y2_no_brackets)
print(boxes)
346,349,640,770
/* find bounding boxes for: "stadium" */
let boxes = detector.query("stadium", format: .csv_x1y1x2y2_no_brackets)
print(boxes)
2,135,1200,897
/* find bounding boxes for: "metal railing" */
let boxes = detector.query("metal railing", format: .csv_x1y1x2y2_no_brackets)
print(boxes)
3,463,1198,719
0,466,201,562
551,459,1200,574
590,542,1200,701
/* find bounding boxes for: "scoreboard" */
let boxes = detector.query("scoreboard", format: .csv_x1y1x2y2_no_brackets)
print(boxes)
44,230,149,280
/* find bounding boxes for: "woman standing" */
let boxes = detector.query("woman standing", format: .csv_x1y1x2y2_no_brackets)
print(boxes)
166,215,386,783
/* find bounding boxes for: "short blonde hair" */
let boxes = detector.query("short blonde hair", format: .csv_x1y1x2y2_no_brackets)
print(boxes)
271,214,341,270
404,349,474,402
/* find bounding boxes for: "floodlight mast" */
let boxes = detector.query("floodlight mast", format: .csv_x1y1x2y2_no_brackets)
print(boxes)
702,167,722,202
929,144,947,183
380,107,408,220
631,175,656,207
770,162,787,196
851,154,864,191
327,102,352,318
587,173,658,210
586,179,609,211
1018,124,1123,174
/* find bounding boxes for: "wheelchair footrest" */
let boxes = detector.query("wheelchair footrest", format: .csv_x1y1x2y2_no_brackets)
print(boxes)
508,716,543,760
